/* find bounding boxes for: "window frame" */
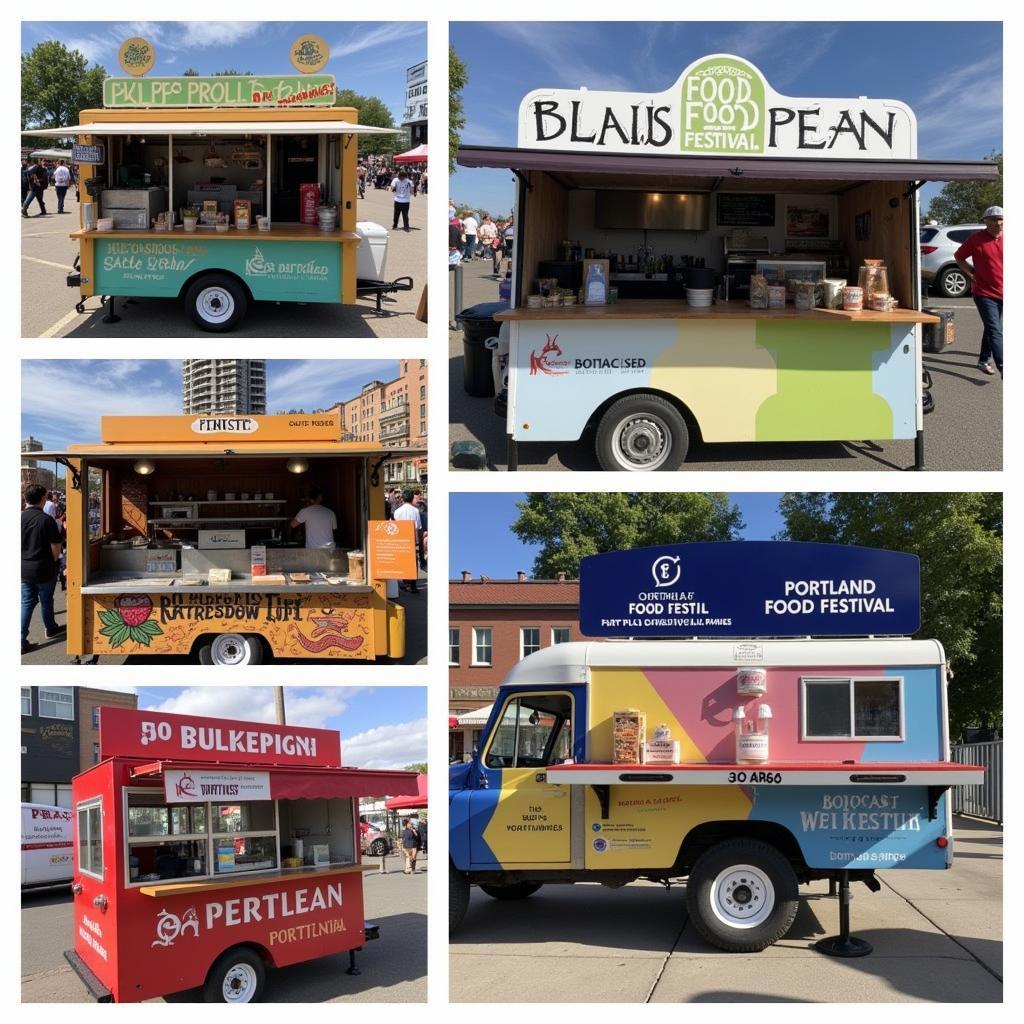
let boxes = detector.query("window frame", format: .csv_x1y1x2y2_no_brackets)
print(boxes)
21,687,32,716
448,627,461,666
38,687,74,721
551,626,571,646
520,626,541,659
471,626,493,667
76,798,104,881
482,691,575,770
800,676,905,742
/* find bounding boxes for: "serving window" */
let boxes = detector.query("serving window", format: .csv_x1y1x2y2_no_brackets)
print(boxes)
484,693,574,769
77,798,104,880
801,677,904,741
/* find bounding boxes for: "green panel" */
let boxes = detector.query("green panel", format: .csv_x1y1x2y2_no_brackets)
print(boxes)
93,238,340,303
103,75,336,108
754,320,894,441
679,56,766,155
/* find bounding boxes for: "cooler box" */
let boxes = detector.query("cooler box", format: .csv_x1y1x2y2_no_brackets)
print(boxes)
356,221,389,281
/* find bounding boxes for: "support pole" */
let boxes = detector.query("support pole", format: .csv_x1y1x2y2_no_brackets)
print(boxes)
815,871,873,957
346,949,360,976
102,296,120,324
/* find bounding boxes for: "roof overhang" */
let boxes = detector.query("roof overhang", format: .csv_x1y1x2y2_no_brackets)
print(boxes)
24,444,426,459
457,145,1000,193
24,120,399,138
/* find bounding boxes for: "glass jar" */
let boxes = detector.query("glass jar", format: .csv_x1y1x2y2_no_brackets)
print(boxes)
857,260,889,308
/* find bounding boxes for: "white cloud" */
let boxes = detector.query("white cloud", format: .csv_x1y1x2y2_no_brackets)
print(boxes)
142,686,364,727
342,718,427,770
710,24,839,89
331,23,424,60
914,55,1002,156
267,360,397,411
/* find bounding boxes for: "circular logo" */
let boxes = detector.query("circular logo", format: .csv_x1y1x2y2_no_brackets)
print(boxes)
652,555,682,588
591,822,602,832
118,37,155,77
290,34,330,74
592,837,608,853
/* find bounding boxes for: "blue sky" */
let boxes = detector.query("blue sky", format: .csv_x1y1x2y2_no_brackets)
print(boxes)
21,21,426,121
449,493,786,578
110,686,426,769
21,359,399,449
450,21,1003,216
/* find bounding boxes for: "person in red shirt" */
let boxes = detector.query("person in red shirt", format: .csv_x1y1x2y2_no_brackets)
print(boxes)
954,206,1003,375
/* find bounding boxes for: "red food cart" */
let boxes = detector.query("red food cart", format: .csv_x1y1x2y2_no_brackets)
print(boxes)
66,707,419,1003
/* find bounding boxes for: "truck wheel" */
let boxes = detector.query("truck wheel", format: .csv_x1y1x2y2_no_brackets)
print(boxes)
686,839,798,953
479,882,543,900
595,394,688,471
185,274,247,332
450,861,470,933
197,633,264,666
368,838,389,856
203,947,265,1003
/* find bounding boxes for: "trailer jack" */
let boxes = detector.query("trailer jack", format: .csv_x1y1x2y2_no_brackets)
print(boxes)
815,870,873,958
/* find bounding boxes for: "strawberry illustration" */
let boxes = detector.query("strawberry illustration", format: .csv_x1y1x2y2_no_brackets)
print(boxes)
98,594,164,649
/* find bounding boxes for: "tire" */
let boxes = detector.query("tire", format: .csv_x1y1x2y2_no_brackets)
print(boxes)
449,861,470,933
197,633,265,666
368,838,389,856
203,947,266,1003
936,265,971,299
479,881,543,900
185,274,248,332
595,394,688,471
686,839,799,953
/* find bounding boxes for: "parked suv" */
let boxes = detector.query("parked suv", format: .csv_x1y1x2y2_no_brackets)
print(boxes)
921,223,984,297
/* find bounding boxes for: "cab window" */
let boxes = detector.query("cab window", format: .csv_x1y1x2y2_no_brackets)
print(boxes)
485,694,573,769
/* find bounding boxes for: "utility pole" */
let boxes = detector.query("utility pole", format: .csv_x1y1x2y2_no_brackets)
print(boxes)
274,686,286,725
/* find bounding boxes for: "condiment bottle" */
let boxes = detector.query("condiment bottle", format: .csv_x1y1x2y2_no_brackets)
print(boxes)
735,704,771,763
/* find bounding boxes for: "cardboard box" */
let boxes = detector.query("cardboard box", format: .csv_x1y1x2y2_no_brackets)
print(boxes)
251,544,267,577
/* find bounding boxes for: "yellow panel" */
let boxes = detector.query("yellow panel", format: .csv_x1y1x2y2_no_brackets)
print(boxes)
100,412,341,444
483,768,572,864
649,320,777,443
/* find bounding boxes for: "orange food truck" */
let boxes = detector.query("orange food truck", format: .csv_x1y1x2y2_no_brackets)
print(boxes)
66,707,419,1002
24,411,422,664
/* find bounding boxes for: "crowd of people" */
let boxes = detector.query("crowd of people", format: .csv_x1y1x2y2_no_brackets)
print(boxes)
449,200,514,275
21,157,78,217
384,487,427,592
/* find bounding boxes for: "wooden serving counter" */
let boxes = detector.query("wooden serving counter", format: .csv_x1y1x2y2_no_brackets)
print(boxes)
495,298,939,324
70,224,362,244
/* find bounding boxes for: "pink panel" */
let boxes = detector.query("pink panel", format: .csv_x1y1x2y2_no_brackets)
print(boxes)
646,665,885,762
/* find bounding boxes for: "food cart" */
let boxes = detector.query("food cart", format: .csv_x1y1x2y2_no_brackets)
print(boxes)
26,72,402,331
24,411,421,664
67,707,418,1002
450,542,984,955
456,54,1000,470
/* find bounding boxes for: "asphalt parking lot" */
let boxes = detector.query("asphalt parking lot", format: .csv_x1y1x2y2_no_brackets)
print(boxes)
22,185,427,338
20,576,427,665
449,260,1001,472
450,817,1001,1003
21,855,427,1002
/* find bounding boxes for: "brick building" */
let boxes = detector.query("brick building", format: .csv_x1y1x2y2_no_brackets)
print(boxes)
332,359,427,489
449,572,583,761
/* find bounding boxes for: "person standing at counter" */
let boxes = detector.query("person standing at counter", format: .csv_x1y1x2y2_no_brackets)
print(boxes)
21,484,65,654
391,168,413,232
290,488,338,549
955,206,1003,377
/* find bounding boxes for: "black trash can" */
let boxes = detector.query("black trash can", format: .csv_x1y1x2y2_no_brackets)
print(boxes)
922,307,955,353
455,301,508,397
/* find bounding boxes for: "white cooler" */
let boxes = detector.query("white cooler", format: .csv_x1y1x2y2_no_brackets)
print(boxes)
356,221,389,281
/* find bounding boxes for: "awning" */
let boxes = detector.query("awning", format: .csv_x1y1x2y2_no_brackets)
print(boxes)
24,120,400,138
129,759,419,800
29,148,72,160
384,772,427,810
456,704,494,726
22,443,427,459
457,145,1000,191
394,144,428,164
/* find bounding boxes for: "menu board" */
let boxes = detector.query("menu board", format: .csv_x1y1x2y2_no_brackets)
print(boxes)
368,519,417,580
717,193,775,226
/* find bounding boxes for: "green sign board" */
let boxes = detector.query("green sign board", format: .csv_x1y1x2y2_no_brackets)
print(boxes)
680,55,765,155
102,75,337,109
93,238,341,303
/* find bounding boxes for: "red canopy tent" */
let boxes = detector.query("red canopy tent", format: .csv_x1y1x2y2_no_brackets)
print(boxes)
394,144,428,164
384,772,427,810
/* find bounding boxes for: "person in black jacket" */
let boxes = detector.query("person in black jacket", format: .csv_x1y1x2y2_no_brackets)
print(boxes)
22,484,65,654
21,161,48,217
400,818,421,874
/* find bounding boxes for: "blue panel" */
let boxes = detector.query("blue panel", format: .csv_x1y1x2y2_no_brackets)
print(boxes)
861,665,944,762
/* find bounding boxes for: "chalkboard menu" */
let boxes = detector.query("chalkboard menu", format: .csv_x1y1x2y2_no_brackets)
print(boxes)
717,193,775,226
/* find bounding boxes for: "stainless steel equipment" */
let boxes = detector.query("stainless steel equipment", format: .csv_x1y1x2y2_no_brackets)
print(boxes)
723,233,770,296
100,187,167,230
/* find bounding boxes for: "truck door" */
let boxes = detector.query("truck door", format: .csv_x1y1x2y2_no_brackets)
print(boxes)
469,690,580,867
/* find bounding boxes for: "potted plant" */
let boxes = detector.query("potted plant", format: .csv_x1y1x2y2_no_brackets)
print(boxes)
181,206,199,233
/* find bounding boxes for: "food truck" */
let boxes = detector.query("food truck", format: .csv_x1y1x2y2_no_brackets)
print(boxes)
24,411,421,664
456,55,1000,470
67,707,418,1002
449,543,984,955
27,71,402,332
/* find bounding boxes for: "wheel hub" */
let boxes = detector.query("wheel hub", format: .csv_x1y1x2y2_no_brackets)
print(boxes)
199,287,234,323
617,417,669,466
211,634,248,665
710,864,775,928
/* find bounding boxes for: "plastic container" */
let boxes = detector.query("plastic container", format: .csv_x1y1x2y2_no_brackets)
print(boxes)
455,301,509,397
822,278,847,309
584,261,608,305
842,286,864,310
735,704,772,763
737,668,767,696
97,218,114,232
768,285,787,309
793,280,817,310
686,288,714,307
355,221,389,281
858,260,889,308
317,205,337,231
347,550,365,583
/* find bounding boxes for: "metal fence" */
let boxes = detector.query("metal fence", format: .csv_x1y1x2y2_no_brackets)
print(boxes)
950,740,1003,823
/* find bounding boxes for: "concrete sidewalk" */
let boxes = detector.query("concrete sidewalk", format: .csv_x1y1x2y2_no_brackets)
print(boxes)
450,816,1002,1003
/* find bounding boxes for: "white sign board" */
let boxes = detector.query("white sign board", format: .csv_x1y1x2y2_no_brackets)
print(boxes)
164,769,271,803
518,54,916,160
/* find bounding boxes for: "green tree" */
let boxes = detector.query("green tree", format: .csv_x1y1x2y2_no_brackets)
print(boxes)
211,69,253,76
21,41,106,143
777,492,1002,739
335,88,403,156
182,67,200,77
512,493,743,579
449,45,468,174
403,763,428,774
926,151,1002,223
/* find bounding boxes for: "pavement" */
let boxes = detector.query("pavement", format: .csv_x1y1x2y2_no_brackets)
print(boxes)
21,855,427,1003
448,259,1002,471
450,817,1002,1003
20,574,427,665
22,184,427,338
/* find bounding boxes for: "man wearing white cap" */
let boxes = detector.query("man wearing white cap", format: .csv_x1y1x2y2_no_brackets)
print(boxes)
954,206,1003,375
